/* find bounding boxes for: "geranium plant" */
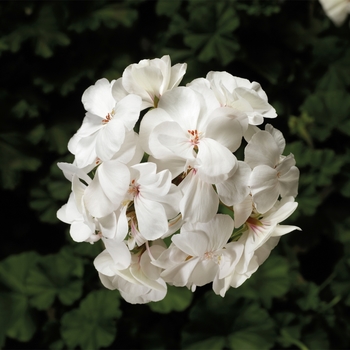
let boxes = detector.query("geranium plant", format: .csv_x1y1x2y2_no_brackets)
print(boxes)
57,55,300,304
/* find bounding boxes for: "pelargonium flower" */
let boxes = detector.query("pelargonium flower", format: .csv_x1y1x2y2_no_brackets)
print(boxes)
122,55,187,109
154,214,244,293
245,124,300,213
95,241,167,304
84,160,182,242
68,78,142,168
205,71,277,126
217,197,300,295
56,173,116,243
139,86,242,222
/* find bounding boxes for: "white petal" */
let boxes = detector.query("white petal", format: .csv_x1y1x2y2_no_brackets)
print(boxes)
73,133,99,168
94,250,117,276
265,124,285,154
190,260,218,286
112,131,143,165
161,257,200,287
84,171,116,218
70,221,94,242
57,162,92,185
279,166,300,198
114,94,142,131
84,161,129,217
169,62,187,90
245,131,281,169
98,212,117,239
97,161,130,204
111,78,129,102
156,121,195,159
194,214,234,252
216,161,251,206
82,78,115,117
96,118,125,161
197,138,237,183
179,170,219,223
205,110,244,152
103,238,131,270
271,224,301,237
265,200,299,224
249,165,279,213
135,196,169,240
148,155,185,179
233,195,253,228
158,87,202,131
116,205,129,242
172,228,210,257
255,237,280,265
139,107,173,156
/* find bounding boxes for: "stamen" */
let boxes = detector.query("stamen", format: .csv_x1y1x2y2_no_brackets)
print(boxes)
128,179,140,198
102,109,115,124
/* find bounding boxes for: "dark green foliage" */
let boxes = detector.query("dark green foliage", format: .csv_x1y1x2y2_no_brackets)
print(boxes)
1,0,350,349
61,290,122,349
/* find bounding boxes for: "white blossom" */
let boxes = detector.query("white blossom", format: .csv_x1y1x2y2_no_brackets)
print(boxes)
57,56,300,304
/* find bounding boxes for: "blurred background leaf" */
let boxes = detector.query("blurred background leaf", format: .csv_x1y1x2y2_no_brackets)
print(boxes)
1,0,350,349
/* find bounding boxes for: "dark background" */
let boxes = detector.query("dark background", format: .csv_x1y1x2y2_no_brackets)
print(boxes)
1,1,350,349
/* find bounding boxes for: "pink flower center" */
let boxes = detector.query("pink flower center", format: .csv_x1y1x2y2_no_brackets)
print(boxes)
102,109,115,124
128,179,140,198
188,129,201,145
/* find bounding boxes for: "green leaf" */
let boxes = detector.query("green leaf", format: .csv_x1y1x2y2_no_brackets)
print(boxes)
182,291,275,350
231,254,291,308
0,252,40,342
301,90,350,140
303,329,330,350
296,282,320,311
26,124,46,145
0,133,41,189
0,252,40,293
184,336,226,350
227,303,276,350
149,285,193,313
68,4,138,32
156,0,182,17
61,290,122,349
11,100,40,119
184,2,239,65
27,248,84,309
4,293,37,342
275,313,309,349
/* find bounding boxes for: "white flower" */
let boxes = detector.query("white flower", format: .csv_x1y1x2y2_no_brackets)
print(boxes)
140,87,239,183
155,214,242,291
319,0,350,26
84,160,182,242
57,173,116,243
205,71,277,126
122,55,187,109
68,78,142,168
127,162,182,241
95,242,167,304
242,196,300,253
245,124,300,213
56,55,301,304
139,86,242,222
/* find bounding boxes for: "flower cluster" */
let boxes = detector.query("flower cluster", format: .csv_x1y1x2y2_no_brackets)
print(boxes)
57,55,300,304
